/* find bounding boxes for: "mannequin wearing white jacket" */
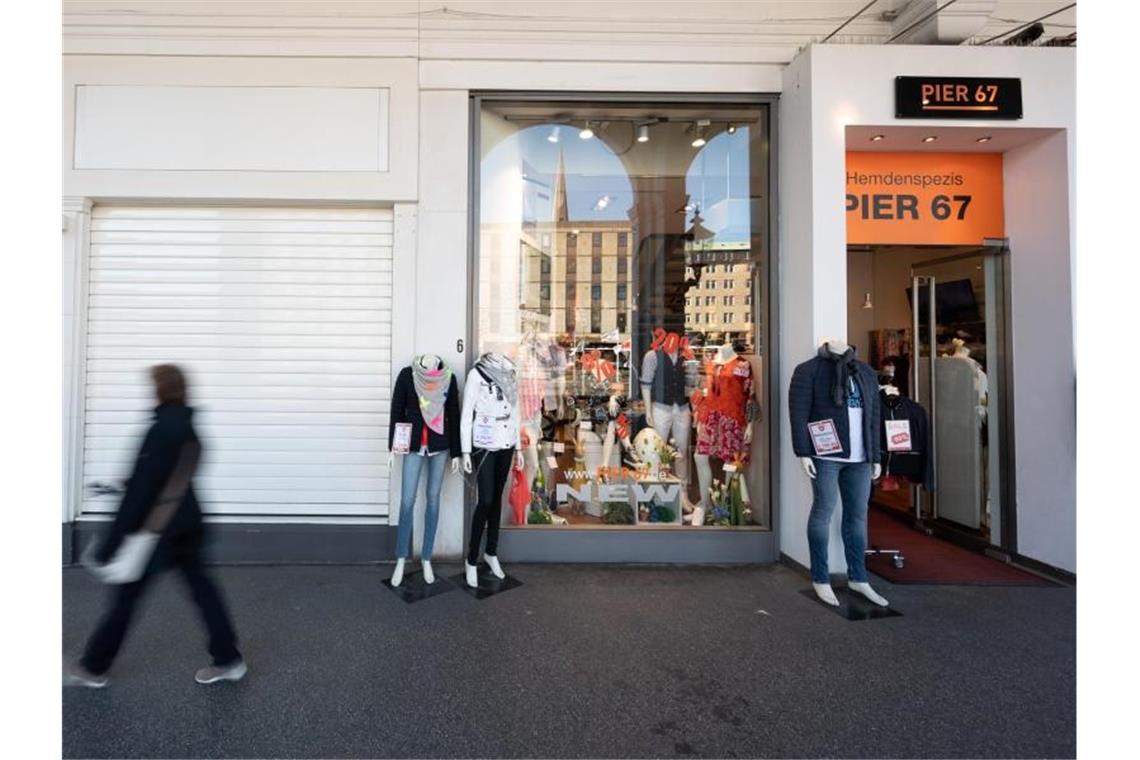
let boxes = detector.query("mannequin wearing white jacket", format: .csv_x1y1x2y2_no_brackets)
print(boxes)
460,353,524,589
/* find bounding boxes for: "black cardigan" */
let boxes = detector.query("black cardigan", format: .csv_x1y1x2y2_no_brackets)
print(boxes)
389,366,461,457
788,354,882,464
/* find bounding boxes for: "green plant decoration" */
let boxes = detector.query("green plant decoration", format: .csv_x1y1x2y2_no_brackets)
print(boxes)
602,500,635,525
527,509,554,525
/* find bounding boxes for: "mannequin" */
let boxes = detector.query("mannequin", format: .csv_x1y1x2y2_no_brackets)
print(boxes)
946,337,988,420
460,352,524,588
788,338,888,608
640,331,692,485
692,343,758,524
388,353,461,587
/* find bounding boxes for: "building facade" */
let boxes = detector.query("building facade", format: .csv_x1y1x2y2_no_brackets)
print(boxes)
61,1,1076,576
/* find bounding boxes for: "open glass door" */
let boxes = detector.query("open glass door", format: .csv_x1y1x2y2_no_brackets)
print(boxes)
911,246,1010,551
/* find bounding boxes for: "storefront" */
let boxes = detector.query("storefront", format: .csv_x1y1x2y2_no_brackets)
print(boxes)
61,6,1075,576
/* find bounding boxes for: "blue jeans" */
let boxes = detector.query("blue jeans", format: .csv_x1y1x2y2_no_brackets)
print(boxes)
396,452,448,561
807,458,873,584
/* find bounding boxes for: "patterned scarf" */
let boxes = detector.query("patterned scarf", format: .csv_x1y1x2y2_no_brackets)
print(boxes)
412,355,451,434
818,343,857,407
475,352,518,407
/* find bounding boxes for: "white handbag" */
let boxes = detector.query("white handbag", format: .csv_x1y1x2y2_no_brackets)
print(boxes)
82,440,200,585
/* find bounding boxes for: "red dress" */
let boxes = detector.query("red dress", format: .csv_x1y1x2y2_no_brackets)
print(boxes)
695,356,752,461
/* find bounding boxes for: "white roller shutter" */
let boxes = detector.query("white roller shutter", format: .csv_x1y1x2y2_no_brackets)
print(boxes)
81,206,393,519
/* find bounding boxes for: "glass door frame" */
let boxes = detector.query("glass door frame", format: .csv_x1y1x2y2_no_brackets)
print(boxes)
910,240,1017,556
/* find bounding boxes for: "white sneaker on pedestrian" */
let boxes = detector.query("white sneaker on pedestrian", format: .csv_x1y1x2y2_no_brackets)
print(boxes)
195,659,247,684
64,662,108,689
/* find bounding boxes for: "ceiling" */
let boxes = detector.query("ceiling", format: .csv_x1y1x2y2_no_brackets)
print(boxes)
846,125,1061,152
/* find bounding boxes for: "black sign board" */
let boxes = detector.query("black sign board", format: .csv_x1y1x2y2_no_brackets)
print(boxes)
895,76,1023,120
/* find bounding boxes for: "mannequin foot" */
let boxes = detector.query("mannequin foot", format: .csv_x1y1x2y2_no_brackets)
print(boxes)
422,560,434,585
849,581,890,607
485,555,506,579
390,558,406,588
812,582,840,607
464,561,478,588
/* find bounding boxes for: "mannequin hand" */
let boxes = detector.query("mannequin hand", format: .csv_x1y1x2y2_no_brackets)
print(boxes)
743,424,753,445
645,409,654,428
462,454,473,474
387,452,396,469
450,458,460,475
800,457,817,480
514,450,525,471
873,464,882,480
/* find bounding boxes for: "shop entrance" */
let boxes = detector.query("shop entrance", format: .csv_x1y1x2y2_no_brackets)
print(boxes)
846,242,1039,583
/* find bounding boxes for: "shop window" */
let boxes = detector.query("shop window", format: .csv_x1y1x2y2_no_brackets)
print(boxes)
476,97,771,532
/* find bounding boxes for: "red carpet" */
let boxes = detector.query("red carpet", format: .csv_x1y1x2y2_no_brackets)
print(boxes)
866,508,1055,586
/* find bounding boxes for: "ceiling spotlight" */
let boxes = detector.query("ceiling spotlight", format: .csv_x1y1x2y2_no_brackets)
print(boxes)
691,118,711,148
691,135,707,148
726,124,737,134
922,135,938,143
861,292,874,310
594,195,611,211
976,136,992,143
579,121,595,140
636,124,650,143
870,134,885,142
548,126,560,143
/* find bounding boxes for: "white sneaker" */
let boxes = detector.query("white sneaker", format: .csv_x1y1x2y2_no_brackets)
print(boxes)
195,659,247,684
464,561,478,588
485,555,506,579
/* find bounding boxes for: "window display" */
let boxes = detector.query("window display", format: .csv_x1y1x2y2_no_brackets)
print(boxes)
476,99,771,530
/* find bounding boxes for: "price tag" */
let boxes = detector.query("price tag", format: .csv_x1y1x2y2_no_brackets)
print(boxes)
392,423,413,454
546,456,559,470
885,420,913,452
808,419,843,456
722,463,738,473
553,442,566,453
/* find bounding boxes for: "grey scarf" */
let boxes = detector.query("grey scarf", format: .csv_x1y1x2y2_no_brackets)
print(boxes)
475,352,518,407
819,343,857,407
411,355,452,435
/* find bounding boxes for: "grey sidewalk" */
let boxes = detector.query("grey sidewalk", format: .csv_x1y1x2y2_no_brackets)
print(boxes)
63,563,1075,759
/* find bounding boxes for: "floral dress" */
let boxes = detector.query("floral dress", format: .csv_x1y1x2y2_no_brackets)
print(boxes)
695,356,753,461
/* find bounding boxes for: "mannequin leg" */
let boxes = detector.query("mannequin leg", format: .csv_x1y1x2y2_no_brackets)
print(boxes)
670,404,691,484
694,454,713,507
419,453,448,562
467,448,512,566
650,402,674,440
839,462,889,607
395,454,426,560
482,448,514,567
522,421,540,485
806,459,841,584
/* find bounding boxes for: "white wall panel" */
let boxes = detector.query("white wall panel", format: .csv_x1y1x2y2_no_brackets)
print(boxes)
81,206,393,519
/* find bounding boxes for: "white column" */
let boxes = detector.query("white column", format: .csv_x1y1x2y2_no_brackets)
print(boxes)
62,196,92,523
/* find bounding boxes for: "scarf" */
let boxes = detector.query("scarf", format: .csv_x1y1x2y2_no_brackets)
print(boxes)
475,352,518,407
818,343,857,407
412,355,451,434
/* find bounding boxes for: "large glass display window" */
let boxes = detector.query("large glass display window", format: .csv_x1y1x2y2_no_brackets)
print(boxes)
474,97,772,530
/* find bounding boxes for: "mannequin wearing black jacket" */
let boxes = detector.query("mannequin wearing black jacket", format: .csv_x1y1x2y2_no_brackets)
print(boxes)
879,389,933,491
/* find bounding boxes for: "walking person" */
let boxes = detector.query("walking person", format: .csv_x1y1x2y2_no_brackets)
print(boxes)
65,364,246,688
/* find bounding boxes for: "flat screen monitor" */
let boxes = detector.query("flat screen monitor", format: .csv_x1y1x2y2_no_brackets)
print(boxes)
905,278,980,324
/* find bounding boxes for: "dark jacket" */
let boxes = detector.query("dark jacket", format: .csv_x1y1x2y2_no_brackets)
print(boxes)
789,352,882,464
880,391,934,490
389,366,461,457
96,404,203,563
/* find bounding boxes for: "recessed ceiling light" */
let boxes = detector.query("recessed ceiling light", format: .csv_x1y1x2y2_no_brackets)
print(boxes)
870,134,885,142
579,121,595,140
922,135,938,143
636,124,650,143
976,136,992,143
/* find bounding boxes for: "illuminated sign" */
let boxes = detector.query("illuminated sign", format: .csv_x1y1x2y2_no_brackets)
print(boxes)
895,76,1023,120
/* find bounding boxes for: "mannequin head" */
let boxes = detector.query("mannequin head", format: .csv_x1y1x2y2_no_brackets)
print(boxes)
818,336,850,355
662,331,680,355
950,337,970,358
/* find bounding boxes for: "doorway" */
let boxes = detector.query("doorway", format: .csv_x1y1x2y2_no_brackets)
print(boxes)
847,243,1034,583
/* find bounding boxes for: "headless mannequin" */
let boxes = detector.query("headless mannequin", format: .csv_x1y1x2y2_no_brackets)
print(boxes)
387,353,460,587
641,333,692,501
694,344,755,520
800,338,887,608
461,353,524,588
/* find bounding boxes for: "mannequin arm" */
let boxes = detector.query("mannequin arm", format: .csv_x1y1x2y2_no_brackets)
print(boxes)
641,386,654,427
873,463,881,480
601,419,616,472
388,452,396,469
743,422,753,445
450,457,460,474
799,457,817,479
462,453,472,474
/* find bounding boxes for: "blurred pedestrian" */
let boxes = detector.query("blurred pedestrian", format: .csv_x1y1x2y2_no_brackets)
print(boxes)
65,364,246,687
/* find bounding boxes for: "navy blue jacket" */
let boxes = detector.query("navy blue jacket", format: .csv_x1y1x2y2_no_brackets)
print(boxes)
96,404,203,563
788,354,882,464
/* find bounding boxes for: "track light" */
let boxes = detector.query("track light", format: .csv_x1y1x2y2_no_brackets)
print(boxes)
548,126,560,143
976,136,992,143
691,119,711,148
636,124,650,143
726,124,737,134
579,121,595,140
870,134,885,142
922,135,938,143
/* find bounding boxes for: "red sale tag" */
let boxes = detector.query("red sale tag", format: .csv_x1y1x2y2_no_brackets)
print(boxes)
885,420,912,452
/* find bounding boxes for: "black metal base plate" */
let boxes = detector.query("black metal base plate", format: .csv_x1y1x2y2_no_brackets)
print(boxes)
450,565,524,600
383,570,458,604
799,588,903,621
